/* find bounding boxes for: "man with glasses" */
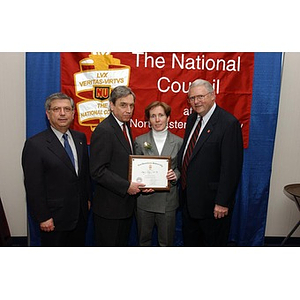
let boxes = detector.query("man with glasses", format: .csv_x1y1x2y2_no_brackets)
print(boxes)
22,92,90,246
178,79,243,246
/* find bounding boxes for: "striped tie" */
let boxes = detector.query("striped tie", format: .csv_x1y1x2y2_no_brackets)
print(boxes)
181,117,202,190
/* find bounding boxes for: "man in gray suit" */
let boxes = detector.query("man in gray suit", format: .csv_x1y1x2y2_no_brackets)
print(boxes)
134,101,183,246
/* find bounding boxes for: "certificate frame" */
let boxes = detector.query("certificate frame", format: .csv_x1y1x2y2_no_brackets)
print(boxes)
128,155,171,191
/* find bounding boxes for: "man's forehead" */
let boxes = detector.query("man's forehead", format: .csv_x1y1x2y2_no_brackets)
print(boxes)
117,95,135,104
190,85,207,94
51,99,71,105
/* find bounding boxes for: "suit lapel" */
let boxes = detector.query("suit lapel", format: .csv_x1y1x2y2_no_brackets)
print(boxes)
70,130,83,175
149,131,159,156
46,129,77,174
161,132,175,156
109,114,132,154
147,131,174,157
191,106,219,161
184,113,198,144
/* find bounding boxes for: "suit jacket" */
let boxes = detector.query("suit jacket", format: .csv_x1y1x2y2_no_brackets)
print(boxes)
90,114,136,219
22,128,90,231
178,105,243,219
134,130,183,213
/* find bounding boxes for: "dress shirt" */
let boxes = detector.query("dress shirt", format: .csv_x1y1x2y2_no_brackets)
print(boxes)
112,113,133,151
182,103,216,162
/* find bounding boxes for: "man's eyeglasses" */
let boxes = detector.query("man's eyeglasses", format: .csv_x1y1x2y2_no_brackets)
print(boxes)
188,92,211,102
49,107,73,113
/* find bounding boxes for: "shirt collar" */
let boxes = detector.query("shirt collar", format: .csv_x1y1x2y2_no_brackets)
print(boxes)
51,126,71,140
200,103,216,124
111,112,125,128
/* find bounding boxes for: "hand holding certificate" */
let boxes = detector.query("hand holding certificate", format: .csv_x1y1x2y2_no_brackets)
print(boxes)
128,155,171,191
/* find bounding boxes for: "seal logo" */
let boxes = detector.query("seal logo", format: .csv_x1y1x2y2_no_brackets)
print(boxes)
74,52,131,131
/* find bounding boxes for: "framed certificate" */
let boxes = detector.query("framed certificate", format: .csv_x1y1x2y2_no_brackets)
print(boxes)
128,155,171,191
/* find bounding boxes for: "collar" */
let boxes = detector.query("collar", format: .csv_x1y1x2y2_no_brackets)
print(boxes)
111,112,126,128
50,126,71,140
201,102,216,124
152,126,168,136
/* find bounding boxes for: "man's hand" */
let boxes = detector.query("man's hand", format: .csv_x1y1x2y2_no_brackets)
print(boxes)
214,204,229,219
127,182,145,195
40,218,55,232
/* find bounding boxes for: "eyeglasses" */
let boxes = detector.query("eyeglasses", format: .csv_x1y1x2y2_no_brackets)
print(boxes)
49,107,73,113
188,92,211,102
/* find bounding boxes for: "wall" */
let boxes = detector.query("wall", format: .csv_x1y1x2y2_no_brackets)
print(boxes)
0,52,299,239
265,52,300,237
0,52,27,236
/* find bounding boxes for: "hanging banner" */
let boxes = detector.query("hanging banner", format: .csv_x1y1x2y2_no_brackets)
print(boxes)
26,52,282,246
61,52,254,147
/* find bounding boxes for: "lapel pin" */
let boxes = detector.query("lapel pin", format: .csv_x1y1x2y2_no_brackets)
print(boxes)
207,129,211,133
80,141,83,145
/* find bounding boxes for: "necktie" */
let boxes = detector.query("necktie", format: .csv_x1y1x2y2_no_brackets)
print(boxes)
181,117,202,190
63,133,75,167
123,123,133,153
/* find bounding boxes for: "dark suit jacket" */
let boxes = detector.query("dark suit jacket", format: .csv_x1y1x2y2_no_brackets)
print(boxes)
178,105,243,219
22,128,90,231
90,114,136,219
134,130,183,213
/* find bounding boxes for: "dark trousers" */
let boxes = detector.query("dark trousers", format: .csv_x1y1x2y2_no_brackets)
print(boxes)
0,197,12,246
93,213,133,247
40,211,87,247
182,194,231,247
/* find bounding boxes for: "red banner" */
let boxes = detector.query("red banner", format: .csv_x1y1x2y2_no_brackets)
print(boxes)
61,52,254,147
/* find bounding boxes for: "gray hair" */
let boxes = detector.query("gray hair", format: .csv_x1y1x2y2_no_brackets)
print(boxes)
109,86,136,105
188,79,214,95
45,92,75,110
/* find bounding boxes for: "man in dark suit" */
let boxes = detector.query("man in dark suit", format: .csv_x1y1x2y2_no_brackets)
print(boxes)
178,79,243,246
22,92,90,246
90,86,143,246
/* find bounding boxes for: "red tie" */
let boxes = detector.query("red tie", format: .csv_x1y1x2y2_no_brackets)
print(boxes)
181,117,202,190
123,123,132,153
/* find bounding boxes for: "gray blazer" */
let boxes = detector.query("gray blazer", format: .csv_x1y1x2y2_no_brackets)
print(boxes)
134,130,183,213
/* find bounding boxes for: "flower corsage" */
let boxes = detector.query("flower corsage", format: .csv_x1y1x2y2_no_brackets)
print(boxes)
143,141,152,151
